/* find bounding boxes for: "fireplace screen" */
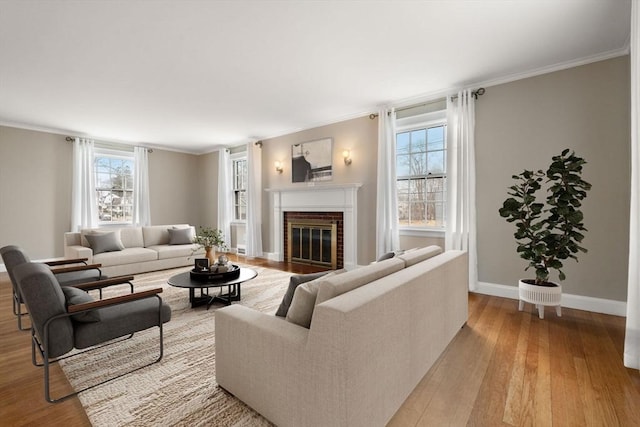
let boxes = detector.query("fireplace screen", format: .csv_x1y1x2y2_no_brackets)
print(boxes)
287,219,337,269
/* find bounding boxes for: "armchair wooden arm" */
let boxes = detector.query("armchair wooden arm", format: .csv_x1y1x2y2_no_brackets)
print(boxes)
70,275,135,292
44,258,89,267
50,263,103,275
68,288,163,313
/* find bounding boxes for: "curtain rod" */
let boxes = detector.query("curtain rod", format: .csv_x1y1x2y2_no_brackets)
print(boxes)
368,87,486,119
65,136,153,153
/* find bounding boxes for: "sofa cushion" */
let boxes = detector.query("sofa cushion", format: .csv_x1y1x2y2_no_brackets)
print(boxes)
85,231,125,255
119,227,145,248
62,286,100,322
315,257,405,308
143,224,190,247
150,244,200,260
397,245,443,267
168,227,195,245
276,271,331,318
93,247,158,267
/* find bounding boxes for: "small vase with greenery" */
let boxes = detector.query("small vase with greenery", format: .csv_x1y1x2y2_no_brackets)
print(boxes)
193,226,226,265
498,149,592,286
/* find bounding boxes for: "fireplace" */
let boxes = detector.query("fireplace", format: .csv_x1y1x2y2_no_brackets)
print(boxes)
266,183,361,269
284,212,343,269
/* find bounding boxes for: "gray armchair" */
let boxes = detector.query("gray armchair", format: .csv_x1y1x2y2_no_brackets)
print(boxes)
1,245,111,330
13,262,171,403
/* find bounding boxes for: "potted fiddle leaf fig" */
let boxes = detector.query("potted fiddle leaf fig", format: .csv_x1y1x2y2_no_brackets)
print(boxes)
498,149,591,318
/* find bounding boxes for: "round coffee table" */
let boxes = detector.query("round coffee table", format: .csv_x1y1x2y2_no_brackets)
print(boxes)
168,267,257,309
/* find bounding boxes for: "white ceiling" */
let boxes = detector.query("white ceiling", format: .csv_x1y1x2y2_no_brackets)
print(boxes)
0,0,631,154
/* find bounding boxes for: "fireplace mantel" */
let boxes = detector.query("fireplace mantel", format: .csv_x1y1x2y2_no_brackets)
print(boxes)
266,183,362,269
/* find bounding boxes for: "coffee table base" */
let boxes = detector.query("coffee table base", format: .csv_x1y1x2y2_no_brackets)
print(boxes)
189,283,241,309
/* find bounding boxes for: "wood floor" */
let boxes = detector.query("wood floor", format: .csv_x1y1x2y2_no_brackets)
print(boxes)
1,256,639,426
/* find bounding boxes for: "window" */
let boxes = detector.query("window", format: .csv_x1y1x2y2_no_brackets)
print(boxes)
232,156,247,221
95,149,134,224
396,118,447,229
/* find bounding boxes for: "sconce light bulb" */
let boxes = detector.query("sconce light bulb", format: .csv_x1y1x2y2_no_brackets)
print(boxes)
343,150,352,165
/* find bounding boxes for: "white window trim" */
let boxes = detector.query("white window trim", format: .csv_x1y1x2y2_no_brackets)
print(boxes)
399,227,445,238
396,110,448,232
395,109,446,132
94,147,135,226
230,151,247,224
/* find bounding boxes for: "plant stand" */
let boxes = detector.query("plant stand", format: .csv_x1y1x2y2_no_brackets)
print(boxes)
518,280,562,319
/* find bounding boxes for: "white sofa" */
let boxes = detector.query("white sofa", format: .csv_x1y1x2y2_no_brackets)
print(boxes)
63,224,203,277
216,247,469,427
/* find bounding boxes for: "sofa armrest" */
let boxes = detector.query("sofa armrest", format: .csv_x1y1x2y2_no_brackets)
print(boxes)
64,245,93,263
216,305,310,426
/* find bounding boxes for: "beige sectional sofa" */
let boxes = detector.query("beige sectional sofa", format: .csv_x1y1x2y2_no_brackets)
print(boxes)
216,246,469,427
63,224,203,277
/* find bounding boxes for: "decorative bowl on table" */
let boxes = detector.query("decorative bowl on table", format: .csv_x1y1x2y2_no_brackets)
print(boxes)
190,264,240,282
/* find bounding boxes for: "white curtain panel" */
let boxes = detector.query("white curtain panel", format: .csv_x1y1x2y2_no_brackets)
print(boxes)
217,148,233,248
376,107,400,258
132,146,151,227
71,138,98,231
625,0,639,371
446,90,478,291
246,142,263,257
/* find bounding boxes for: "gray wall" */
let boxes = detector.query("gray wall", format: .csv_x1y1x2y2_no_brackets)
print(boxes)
476,56,630,301
148,148,202,227
0,126,73,259
196,150,220,230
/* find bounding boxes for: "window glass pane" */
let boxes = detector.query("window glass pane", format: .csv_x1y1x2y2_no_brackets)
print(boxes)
427,126,444,150
427,150,445,174
398,201,409,225
397,179,409,195
409,178,424,201
411,203,426,225
396,132,410,154
410,152,427,176
411,129,427,152
396,154,411,177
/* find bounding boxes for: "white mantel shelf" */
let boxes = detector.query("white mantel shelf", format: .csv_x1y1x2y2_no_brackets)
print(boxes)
266,183,362,269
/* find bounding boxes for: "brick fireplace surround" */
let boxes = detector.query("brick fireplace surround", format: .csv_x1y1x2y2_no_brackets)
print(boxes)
266,183,361,269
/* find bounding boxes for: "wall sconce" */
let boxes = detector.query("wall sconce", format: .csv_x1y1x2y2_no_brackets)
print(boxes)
275,160,283,174
342,150,352,165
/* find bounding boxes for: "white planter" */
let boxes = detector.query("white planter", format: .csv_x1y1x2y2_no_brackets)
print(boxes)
518,279,562,319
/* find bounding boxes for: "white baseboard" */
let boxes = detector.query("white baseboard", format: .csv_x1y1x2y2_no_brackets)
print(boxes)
475,281,627,317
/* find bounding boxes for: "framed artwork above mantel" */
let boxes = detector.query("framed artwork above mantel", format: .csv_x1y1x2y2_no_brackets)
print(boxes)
291,137,333,183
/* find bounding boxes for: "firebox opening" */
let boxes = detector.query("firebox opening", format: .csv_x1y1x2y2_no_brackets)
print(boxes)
284,212,343,269
287,219,337,269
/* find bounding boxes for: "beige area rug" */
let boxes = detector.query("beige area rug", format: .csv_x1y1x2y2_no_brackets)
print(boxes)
58,264,293,426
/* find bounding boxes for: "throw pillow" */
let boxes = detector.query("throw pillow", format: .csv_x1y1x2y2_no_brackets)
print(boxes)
168,227,194,245
286,281,322,329
376,251,395,262
61,286,101,322
275,271,329,317
85,231,124,255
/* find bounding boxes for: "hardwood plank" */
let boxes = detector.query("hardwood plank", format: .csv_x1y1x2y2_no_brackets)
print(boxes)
548,311,587,427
